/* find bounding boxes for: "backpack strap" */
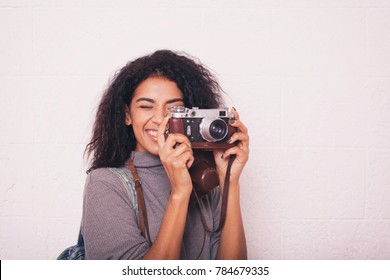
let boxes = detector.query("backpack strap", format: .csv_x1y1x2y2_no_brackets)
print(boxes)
109,159,151,244
109,167,139,218
127,159,152,243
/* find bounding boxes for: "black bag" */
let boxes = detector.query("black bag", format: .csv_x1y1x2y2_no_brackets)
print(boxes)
57,231,85,260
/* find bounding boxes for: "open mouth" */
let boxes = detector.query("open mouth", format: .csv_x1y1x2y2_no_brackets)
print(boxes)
146,129,158,141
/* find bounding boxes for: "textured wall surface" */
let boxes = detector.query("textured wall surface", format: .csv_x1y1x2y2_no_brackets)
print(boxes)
1,0,390,260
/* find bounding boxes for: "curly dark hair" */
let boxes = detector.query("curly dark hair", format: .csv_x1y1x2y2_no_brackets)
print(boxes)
85,50,225,172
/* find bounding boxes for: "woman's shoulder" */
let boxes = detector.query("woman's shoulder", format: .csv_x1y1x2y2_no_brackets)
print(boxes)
83,166,137,207
84,166,131,192
87,167,120,182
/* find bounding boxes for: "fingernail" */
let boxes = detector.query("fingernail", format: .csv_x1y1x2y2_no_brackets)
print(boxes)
227,138,232,144
232,107,237,112
228,119,235,125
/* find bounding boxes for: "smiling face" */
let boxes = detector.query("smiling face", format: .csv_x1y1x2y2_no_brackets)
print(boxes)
126,77,185,155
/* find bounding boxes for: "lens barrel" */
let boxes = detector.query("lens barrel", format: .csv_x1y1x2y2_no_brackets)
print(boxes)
200,117,228,142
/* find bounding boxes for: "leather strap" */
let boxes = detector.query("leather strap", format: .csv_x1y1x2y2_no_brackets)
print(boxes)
217,154,235,231
195,154,236,233
127,159,152,243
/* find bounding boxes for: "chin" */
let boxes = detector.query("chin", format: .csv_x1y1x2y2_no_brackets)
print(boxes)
148,149,159,156
144,145,159,156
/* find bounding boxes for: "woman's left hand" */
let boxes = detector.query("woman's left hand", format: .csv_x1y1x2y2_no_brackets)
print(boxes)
213,107,249,188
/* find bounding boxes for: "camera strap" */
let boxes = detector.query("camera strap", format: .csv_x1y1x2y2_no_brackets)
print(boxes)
194,154,236,233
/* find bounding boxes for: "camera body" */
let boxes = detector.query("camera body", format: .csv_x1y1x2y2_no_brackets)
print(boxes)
168,106,236,149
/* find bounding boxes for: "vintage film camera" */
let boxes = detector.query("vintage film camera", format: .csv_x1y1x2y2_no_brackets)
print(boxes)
168,106,237,198
168,106,236,150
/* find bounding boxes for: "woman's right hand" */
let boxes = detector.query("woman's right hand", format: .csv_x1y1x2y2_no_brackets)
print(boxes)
157,114,194,199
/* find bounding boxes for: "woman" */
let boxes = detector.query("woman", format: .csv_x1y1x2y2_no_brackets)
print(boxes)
83,50,249,259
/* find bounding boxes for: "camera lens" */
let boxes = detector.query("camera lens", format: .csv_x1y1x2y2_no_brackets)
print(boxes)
209,119,227,140
200,117,228,142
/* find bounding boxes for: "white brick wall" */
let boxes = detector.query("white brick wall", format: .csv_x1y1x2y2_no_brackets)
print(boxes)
0,0,389,259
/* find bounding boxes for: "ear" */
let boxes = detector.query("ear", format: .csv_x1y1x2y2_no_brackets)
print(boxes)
125,105,132,126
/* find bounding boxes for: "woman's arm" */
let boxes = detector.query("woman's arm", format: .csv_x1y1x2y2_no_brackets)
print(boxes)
214,108,249,260
142,191,191,259
143,115,194,259
216,181,247,259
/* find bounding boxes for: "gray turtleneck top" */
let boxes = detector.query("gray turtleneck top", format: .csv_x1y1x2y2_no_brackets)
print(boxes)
81,151,221,259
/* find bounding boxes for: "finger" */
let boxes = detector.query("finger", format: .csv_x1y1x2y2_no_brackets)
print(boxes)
157,113,171,148
229,118,248,133
227,132,249,145
232,107,240,120
169,140,192,158
222,145,248,161
164,133,192,150
186,153,195,168
213,149,224,159
170,150,194,169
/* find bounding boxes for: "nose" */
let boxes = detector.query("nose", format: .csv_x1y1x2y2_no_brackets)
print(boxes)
151,106,166,125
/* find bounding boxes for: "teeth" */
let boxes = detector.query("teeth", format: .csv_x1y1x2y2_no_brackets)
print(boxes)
146,130,158,137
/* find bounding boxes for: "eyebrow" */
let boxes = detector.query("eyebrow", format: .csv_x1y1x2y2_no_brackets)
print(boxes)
135,97,184,104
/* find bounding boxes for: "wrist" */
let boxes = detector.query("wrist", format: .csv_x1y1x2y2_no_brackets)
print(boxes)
219,177,240,187
170,186,192,201
219,179,240,197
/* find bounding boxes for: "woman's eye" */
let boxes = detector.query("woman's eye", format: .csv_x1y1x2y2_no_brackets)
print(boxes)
139,105,153,109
